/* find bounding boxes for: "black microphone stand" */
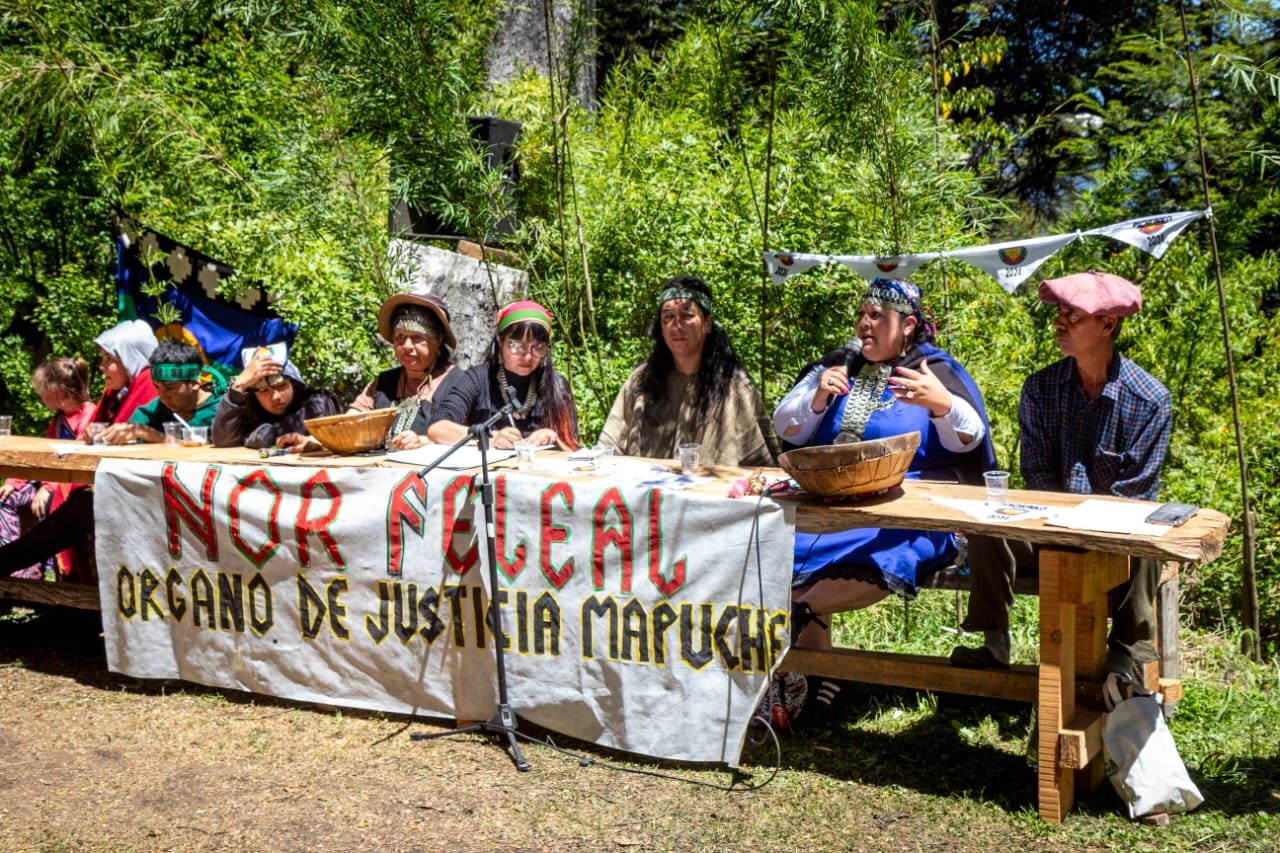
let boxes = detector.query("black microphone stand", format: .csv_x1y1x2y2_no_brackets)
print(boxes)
409,388,531,771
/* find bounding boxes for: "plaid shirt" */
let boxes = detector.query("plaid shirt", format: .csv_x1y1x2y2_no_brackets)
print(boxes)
1018,353,1171,501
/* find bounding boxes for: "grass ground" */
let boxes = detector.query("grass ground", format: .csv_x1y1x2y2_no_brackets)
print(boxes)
0,593,1276,851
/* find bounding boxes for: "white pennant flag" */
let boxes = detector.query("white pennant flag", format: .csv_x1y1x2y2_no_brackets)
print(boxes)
946,232,1080,293
1084,209,1204,260
832,253,940,282
762,251,830,285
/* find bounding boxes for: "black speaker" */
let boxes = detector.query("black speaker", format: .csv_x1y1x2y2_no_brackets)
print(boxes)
389,116,522,243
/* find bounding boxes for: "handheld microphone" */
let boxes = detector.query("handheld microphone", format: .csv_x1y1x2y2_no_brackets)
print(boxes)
843,337,862,374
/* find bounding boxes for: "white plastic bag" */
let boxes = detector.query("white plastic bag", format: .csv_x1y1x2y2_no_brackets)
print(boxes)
1102,673,1204,819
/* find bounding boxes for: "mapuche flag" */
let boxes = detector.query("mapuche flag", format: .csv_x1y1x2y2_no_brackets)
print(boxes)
114,222,297,373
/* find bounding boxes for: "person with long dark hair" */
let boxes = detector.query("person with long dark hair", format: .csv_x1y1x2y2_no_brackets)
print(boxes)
428,300,580,450
598,274,778,467
766,277,998,725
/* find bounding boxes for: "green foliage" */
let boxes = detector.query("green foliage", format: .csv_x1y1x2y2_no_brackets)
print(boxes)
0,0,1277,652
0,0,504,422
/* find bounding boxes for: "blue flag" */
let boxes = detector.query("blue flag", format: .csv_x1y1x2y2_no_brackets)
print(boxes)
114,224,298,373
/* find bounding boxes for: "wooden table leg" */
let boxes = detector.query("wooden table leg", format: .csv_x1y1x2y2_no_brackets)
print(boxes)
1039,547,1131,823
1074,585,1108,794
1038,548,1077,824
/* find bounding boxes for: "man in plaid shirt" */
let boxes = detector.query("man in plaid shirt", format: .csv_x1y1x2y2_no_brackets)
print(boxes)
952,271,1171,682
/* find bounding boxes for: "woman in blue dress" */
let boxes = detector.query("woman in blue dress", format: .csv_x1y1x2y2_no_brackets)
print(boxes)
770,278,996,719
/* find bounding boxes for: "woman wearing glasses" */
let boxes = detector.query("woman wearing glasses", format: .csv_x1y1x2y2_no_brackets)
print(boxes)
598,275,778,466
428,300,580,450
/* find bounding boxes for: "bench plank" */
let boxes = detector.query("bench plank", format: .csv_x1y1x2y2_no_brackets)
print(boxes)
781,647,1038,703
0,577,100,610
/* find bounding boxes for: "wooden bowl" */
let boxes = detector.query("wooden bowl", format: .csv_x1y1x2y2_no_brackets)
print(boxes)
303,408,398,455
778,432,921,499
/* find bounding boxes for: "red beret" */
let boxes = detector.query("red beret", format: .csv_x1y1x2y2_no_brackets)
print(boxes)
1038,270,1142,317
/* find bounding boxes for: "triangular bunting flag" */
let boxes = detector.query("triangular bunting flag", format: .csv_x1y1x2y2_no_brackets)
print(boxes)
946,233,1080,293
832,253,939,282
1083,209,1204,260
763,251,830,285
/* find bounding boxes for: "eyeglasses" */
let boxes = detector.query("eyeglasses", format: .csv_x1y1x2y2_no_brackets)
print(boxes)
504,340,549,358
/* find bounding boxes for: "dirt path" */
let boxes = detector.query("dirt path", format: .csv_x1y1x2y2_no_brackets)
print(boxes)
0,605,1100,851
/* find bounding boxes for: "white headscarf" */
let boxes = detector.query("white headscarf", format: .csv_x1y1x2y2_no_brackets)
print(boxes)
94,320,158,380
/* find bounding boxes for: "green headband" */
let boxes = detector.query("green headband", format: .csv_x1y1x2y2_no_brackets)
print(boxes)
658,286,712,315
152,362,202,383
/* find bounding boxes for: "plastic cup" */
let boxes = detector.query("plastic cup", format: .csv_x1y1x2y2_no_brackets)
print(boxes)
0,415,10,438
514,439,537,470
163,422,182,446
983,470,1010,506
85,422,107,445
678,442,701,475
182,425,209,447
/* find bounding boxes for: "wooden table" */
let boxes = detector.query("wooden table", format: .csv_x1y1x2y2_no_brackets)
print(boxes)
0,444,1231,822
781,478,1229,823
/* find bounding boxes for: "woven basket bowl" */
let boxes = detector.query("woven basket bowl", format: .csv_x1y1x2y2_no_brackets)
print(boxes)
778,432,921,499
303,407,397,455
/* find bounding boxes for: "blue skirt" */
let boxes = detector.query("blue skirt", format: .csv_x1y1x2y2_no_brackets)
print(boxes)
792,527,958,597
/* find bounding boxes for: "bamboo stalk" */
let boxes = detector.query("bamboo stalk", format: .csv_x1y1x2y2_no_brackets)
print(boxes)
1176,0,1259,660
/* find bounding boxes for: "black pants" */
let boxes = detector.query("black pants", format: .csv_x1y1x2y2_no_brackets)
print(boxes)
0,488,95,582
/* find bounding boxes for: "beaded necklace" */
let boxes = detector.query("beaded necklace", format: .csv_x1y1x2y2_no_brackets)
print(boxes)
497,368,538,419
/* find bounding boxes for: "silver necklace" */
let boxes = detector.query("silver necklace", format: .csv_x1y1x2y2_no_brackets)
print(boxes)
834,362,894,444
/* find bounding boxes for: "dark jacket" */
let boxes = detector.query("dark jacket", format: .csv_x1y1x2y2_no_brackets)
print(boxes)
212,379,339,449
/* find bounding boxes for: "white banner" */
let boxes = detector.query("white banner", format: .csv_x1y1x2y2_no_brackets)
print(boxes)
1083,209,1204,260
94,458,795,765
832,253,939,283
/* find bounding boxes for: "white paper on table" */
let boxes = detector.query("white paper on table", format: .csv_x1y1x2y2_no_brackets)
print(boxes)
927,495,1054,523
1044,498,1169,536
510,456,709,489
385,444,517,469
50,443,137,457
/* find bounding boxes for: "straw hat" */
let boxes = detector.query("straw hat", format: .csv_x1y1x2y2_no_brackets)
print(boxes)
377,291,457,348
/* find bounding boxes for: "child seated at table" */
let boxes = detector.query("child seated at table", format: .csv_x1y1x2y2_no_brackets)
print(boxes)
212,346,338,450
100,341,223,444
0,357,94,580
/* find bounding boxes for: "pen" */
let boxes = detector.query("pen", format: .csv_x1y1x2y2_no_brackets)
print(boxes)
259,447,290,458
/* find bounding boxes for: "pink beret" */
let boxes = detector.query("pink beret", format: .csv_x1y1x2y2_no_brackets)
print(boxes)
1038,270,1142,317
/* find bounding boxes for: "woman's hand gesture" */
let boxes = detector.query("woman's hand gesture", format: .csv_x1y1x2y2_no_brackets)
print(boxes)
889,359,953,418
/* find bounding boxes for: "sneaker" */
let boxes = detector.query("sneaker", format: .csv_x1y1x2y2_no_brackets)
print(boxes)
799,677,847,725
755,671,808,732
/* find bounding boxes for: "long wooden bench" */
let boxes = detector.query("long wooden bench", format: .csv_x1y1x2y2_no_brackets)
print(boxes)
918,558,1184,684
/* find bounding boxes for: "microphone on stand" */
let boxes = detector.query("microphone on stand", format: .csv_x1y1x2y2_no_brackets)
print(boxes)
503,386,521,434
